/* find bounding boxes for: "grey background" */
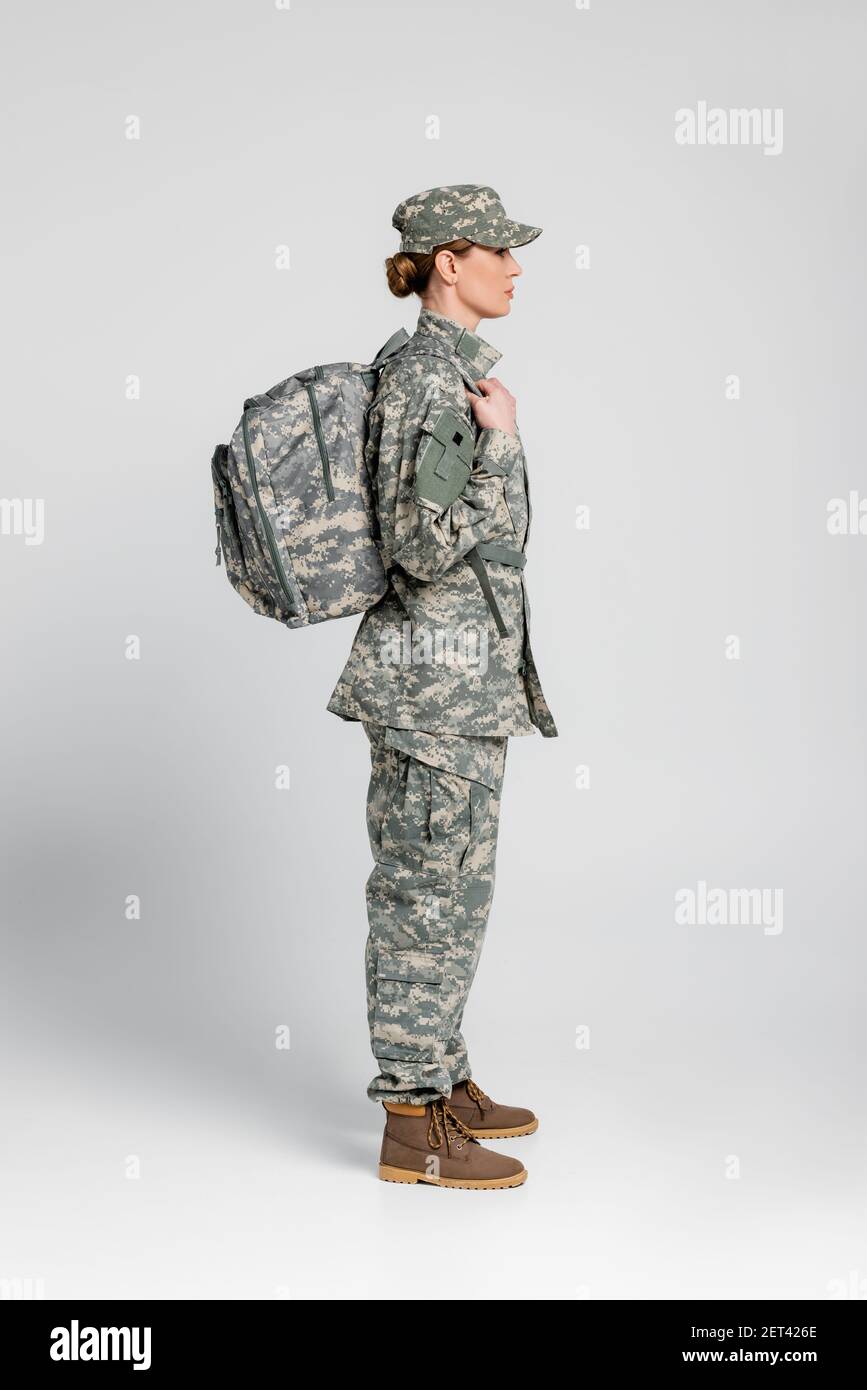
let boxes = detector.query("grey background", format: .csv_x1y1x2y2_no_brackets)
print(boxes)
2,0,865,1300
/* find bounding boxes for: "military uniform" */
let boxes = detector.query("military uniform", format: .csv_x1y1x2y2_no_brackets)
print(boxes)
326,185,557,1105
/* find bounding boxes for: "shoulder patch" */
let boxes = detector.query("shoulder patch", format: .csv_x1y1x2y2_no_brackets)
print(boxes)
414,402,474,513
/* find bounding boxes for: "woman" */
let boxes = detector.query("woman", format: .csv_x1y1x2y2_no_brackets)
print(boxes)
327,184,557,1189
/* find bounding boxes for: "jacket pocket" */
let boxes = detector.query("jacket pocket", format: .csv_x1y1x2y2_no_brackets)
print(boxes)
372,947,445,1063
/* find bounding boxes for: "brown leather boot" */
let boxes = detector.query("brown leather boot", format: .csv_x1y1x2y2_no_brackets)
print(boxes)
379,1097,528,1189
445,1078,539,1139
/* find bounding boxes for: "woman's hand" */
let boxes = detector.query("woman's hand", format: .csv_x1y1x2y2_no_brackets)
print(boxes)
465,377,517,436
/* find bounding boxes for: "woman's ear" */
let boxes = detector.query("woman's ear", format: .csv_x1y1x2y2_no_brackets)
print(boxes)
433,248,457,286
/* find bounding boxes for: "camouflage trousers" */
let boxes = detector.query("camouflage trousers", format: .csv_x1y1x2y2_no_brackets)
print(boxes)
361,722,508,1106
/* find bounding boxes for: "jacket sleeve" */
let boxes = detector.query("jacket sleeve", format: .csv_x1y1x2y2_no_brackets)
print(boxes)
374,381,523,583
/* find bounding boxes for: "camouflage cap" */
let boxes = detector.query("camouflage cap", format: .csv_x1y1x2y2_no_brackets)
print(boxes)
392,184,542,254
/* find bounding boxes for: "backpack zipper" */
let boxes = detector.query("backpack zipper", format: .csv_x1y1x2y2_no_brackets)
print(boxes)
242,408,296,608
305,381,335,501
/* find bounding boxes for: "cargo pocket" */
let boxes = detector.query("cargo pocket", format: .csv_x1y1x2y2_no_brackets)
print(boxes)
427,768,474,875
372,947,445,1063
365,736,399,862
379,758,432,871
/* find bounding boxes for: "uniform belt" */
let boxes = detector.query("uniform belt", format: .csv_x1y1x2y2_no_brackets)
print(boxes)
474,543,526,569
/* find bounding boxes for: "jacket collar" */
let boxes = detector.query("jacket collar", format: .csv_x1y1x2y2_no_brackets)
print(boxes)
411,307,502,380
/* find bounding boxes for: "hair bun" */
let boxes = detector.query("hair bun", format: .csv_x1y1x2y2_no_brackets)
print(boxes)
385,252,417,299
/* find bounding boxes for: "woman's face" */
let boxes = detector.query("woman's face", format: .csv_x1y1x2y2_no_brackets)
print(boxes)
450,244,523,321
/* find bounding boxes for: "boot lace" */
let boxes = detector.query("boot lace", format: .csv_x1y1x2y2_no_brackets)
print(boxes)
428,1097,478,1154
466,1078,493,1113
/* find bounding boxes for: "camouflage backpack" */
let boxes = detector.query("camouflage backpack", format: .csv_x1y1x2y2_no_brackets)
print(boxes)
210,328,411,628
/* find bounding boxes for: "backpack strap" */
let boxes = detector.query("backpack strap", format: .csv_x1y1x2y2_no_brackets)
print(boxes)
395,346,485,396
371,332,484,394
376,342,509,636
370,327,411,369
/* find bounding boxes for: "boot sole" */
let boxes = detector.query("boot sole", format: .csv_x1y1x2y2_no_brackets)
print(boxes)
379,1164,528,1189
466,1119,539,1138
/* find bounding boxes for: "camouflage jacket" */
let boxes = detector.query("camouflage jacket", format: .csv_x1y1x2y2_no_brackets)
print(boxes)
326,306,557,739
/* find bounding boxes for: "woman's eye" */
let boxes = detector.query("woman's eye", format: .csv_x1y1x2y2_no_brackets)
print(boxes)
496,247,508,256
